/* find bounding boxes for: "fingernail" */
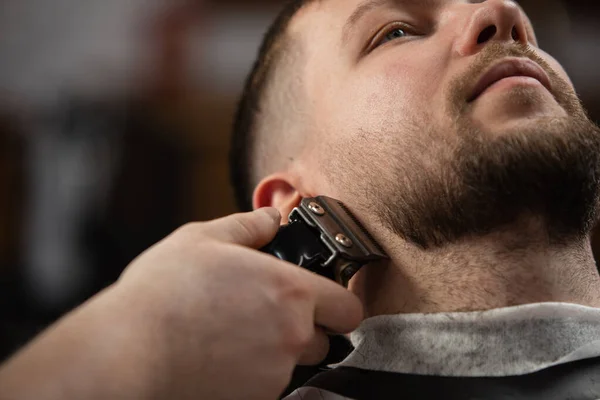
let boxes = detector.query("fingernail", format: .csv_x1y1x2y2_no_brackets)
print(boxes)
259,207,281,222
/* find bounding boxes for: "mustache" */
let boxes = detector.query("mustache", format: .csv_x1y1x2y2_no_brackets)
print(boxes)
448,42,574,112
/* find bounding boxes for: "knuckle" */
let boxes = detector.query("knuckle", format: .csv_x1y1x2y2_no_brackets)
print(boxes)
170,222,223,256
174,222,206,239
279,317,314,354
229,215,257,243
271,276,315,353
274,273,312,304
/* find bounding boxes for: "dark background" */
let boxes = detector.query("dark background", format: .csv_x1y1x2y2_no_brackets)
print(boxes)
0,0,599,361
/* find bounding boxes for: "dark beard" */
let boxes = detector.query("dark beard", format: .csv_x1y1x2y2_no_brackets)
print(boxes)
376,44,600,249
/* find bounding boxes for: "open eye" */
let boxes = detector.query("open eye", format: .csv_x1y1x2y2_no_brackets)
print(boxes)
371,23,419,50
382,27,408,44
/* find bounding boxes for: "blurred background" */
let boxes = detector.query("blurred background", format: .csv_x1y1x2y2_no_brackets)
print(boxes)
0,0,599,361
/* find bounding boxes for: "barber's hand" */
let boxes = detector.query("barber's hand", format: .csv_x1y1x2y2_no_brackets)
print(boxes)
116,208,364,400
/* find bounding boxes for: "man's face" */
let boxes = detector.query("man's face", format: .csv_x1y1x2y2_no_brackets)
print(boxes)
291,0,600,247
297,0,569,137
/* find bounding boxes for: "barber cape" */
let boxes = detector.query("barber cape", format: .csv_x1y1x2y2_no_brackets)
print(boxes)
283,303,600,400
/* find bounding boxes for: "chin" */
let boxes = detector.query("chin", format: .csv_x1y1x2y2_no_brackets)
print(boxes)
471,89,569,135
487,115,571,138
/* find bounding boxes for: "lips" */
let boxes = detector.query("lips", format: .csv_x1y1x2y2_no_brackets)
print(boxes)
467,58,552,103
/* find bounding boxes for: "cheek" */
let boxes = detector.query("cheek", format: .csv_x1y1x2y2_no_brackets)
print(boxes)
332,62,436,137
536,48,575,88
380,59,442,103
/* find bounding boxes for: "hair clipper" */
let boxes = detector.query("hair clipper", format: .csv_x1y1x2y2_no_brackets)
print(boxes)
261,196,388,287
263,197,388,397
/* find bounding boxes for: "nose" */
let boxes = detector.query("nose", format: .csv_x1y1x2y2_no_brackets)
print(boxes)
455,0,529,57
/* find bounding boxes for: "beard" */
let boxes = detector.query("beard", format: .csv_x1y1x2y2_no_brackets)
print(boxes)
368,43,600,249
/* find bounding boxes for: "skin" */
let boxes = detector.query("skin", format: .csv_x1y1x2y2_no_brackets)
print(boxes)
1,1,600,399
0,210,362,399
254,0,600,316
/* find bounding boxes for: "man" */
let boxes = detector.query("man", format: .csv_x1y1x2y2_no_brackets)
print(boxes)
1,0,600,399
229,0,600,398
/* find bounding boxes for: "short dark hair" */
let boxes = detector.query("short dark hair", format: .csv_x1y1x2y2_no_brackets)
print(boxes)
229,0,310,212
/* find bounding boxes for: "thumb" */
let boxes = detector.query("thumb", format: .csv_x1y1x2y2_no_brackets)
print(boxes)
200,208,282,248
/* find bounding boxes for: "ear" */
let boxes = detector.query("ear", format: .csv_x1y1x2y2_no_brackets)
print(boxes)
253,174,303,224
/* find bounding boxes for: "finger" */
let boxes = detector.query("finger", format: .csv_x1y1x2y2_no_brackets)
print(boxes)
315,286,363,334
297,326,329,366
201,208,281,248
297,272,364,334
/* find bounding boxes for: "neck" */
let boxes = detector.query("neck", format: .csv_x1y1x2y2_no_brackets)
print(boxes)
350,216,600,317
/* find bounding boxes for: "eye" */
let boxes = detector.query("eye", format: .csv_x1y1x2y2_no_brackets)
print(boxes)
370,23,418,50
382,27,408,44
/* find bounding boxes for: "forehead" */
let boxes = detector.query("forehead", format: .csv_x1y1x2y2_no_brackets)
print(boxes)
286,0,361,76
288,0,361,41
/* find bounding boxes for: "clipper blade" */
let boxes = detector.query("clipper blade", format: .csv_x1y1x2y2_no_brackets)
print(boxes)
290,196,388,285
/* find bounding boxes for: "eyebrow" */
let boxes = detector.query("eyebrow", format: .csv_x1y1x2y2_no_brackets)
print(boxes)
343,0,389,43
342,0,437,43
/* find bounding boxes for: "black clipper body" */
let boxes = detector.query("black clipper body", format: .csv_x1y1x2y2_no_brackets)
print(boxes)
261,196,388,286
